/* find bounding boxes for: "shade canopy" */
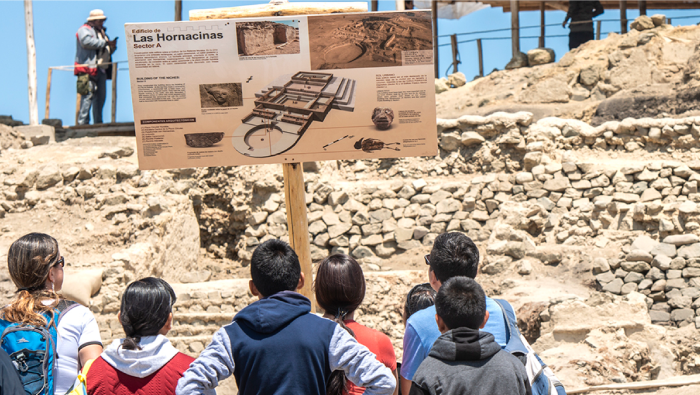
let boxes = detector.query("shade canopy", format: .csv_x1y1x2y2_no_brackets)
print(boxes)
467,0,700,12
414,1,489,19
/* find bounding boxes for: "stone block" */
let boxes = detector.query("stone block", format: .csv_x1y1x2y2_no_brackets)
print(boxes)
650,310,671,322
602,278,624,294
15,125,55,145
627,249,653,263
663,234,699,246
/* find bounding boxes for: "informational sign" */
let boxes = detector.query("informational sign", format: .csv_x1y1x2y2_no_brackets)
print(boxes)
125,11,437,170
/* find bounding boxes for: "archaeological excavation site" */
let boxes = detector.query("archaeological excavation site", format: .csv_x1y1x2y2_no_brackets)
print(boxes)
4,10,700,395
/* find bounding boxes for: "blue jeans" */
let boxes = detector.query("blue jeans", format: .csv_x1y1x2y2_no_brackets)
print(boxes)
77,71,107,125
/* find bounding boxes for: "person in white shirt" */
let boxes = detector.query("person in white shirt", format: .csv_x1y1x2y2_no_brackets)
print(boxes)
4,233,103,393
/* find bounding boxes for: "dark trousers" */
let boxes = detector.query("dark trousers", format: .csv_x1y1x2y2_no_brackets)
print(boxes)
569,31,594,50
77,71,107,125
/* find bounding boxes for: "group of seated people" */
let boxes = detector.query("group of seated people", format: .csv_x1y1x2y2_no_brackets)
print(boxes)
1,231,530,395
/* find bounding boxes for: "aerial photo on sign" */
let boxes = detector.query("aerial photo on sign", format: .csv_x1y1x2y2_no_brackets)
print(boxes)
124,11,436,170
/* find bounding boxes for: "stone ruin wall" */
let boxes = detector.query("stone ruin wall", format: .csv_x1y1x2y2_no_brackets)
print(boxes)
4,110,700,378
237,22,296,55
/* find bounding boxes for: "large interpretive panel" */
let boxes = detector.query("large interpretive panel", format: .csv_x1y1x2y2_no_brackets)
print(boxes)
125,11,437,170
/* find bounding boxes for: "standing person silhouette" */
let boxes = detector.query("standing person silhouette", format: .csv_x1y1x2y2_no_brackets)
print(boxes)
562,1,604,50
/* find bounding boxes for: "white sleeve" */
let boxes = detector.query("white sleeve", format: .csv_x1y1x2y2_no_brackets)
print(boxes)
328,325,396,395
76,307,102,350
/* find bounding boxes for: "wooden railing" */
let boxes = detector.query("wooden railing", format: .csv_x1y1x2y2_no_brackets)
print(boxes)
45,61,127,125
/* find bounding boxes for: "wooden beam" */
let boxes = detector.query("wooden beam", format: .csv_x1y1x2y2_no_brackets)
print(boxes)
477,38,484,77
75,94,80,125
539,1,545,48
24,0,39,126
547,1,569,12
432,0,439,78
175,0,182,21
395,0,405,11
596,20,602,40
620,0,628,34
111,65,117,124
44,67,52,120
450,34,458,73
639,0,647,14
511,0,520,56
189,2,368,20
283,163,315,312
371,0,378,11
568,374,700,394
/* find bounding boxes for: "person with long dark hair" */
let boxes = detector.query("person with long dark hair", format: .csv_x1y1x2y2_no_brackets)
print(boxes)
315,254,398,395
78,277,193,395
3,233,103,393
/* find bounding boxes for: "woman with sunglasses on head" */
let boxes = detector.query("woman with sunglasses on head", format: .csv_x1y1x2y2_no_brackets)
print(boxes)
4,233,103,393
315,254,398,395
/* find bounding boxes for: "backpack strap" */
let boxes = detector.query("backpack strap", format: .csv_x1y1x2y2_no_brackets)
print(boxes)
56,300,80,326
493,299,528,356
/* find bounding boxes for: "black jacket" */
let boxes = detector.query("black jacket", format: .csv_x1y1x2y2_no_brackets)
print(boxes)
566,1,604,32
0,347,23,395
409,328,531,395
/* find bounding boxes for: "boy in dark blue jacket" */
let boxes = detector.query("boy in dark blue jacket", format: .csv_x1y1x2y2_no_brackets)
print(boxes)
176,239,395,395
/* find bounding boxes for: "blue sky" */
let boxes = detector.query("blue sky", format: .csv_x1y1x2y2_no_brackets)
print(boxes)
1,1,698,125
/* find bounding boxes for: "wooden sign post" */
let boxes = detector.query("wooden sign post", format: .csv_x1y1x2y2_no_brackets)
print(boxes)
190,1,368,311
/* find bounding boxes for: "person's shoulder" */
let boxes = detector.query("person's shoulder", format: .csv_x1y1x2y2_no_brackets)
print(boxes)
172,352,196,366
493,349,526,371
406,304,438,335
59,302,94,322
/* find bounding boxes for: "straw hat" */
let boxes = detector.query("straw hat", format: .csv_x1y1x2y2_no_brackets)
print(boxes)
87,9,107,21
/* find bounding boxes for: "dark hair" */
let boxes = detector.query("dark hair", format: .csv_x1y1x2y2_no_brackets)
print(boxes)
4,233,61,326
404,283,436,322
251,239,301,297
119,277,176,350
435,277,486,330
429,232,480,282
314,254,366,395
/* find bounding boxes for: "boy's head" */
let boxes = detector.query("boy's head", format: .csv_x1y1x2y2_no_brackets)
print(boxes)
250,239,302,298
434,276,489,332
428,232,480,286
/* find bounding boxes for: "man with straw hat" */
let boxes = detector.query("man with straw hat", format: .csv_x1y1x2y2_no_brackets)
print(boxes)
75,9,117,125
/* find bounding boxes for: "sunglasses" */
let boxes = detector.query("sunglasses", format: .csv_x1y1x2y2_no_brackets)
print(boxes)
54,257,65,268
424,254,430,265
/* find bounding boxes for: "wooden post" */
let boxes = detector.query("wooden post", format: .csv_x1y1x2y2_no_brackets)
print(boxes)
477,38,483,77
75,94,81,125
175,0,182,21
620,0,628,34
44,68,52,120
283,163,315,311
668,17,672,25
432,0,438,78
450,34,458,73
111,64,118,123
639,0,647,15
395,0,405,11
511,0,520,56
371,0,378,11
596,20,601,40
539,1,545,48
24,0,39,125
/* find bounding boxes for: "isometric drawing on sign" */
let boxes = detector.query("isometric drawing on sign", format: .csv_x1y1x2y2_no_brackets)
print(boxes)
232,72,356,158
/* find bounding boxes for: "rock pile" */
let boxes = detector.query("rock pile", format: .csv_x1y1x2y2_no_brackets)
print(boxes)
596,234,700,328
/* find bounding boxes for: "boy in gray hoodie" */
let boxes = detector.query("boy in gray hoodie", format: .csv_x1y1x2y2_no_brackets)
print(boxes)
409,277,531,395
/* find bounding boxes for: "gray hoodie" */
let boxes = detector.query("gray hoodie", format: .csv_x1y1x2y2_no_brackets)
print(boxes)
409,328,531,395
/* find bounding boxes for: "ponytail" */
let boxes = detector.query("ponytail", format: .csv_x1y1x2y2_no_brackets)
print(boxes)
118,277,176,351
4,234,61,327
327,309,355,395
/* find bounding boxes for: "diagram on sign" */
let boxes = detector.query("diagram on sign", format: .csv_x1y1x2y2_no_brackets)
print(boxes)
232,72,356,158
